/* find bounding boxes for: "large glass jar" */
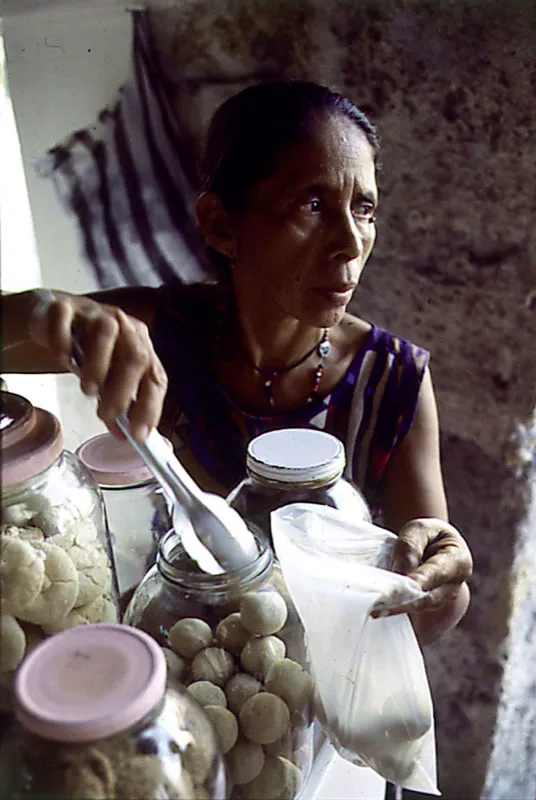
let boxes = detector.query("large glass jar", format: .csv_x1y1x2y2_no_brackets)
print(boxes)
76,432,173,609
0,392,119,716
227,429,371,546
0,623,226,799
124,530,314,799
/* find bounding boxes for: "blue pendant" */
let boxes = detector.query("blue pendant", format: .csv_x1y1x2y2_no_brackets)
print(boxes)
318,339,331,359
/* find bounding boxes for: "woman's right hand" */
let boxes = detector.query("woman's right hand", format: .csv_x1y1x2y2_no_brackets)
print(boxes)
28,289,168,441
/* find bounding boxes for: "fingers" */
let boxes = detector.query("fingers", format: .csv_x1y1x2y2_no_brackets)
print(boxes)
389,517,473,593
28,292,168,441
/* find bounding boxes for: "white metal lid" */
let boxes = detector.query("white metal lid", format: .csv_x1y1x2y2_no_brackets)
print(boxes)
246,429,346,485
14,624,167,742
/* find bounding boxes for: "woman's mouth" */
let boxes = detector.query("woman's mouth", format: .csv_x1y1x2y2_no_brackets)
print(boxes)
312,285,356,305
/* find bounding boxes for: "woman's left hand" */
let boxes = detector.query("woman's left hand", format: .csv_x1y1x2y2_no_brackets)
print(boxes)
379,517,473,643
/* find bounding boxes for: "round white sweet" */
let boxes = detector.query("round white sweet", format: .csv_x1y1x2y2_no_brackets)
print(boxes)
191,647,235,687
278,756,303,798
240,591,288,636
186,680,227,708
226,737,265,785
203,705,238,754
224,673,262,715
265,658,314,712
0,614,26,672
161,647,187,683
239,692,290,745
168,618,213,659
215,613,250,653
41,593,118,635
240,635,286,680
241,754,287,799
0,535,45,616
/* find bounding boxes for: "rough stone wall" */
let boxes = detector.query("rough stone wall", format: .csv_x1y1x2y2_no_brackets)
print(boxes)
147,1,536,796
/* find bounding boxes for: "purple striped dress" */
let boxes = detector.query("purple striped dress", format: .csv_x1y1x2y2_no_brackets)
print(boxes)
151,283,430,512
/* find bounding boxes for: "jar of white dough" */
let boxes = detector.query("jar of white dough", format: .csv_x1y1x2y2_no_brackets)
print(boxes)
124,530,314,799
76,432,173,609
227,428,371,546
0,391,119,716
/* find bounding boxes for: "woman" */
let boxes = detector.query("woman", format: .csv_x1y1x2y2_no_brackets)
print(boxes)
2,80,471,644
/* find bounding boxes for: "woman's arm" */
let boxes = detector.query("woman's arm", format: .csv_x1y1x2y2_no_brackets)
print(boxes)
2,287,165,441
379,368,473,644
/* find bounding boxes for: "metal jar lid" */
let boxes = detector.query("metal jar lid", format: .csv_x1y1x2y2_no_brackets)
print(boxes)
14,623,167,742
1,391,64,487
246,428,346,485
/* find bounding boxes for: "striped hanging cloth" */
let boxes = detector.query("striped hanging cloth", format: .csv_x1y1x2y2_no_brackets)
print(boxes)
35,10,214,289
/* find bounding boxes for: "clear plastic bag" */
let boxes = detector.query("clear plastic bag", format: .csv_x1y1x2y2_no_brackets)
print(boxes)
271,503,440,794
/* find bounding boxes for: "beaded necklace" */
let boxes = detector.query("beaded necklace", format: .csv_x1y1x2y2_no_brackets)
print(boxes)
212,294,332,407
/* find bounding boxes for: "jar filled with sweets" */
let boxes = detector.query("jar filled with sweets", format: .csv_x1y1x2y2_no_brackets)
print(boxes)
124,530,314,799
0,623,226,799
0,392,119,714
227,428,371,546
76,432,173,607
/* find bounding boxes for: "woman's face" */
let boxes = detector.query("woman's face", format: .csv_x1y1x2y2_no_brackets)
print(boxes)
229,112,378,328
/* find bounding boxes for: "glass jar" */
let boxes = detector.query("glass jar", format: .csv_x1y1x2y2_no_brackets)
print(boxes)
227,429,371,546
0,623,226,799
0,392,119,715
76,432,173,608
124,530,314,799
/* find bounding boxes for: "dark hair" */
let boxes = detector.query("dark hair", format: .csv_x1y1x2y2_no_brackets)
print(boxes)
201,79,380,214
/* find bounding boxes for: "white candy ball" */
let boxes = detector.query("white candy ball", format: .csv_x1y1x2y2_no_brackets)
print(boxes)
225,673,262,715
186,680,227,708
191,647,235,687
215,613,250,653
240,635,286,680
161,647,187,683
226,737,264,785
203,705,238,754
239,692,290,745
265,658,314,712
168,618,212,659
240,591,288,636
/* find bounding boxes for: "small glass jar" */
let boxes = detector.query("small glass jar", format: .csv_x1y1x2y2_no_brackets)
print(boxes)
0,392,119,716
0,623,226,799
227,429,371,546
124,531,314,799
76,432,173,607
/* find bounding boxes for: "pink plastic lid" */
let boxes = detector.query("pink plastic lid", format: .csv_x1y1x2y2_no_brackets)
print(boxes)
1,391,64,487
76,432,162,488
14,624,167,742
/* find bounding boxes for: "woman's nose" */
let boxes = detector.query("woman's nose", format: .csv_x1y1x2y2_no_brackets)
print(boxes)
329,211,364,261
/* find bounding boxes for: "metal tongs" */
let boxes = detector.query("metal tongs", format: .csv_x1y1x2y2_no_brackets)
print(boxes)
30,290,259,574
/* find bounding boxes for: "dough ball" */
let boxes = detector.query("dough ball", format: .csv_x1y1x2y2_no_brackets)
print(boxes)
32,503,97,540
225,737,264,785
41,593,118,635
240,591,288,636
2,525,45,543
186,680,227,708
263,725,293,758
240,636,286,680
161,647,187,683
168,618,213,659
1,503,34,527
241,754,288,799
225,673,263,715
278,756,303,798
0,535,45,616
191,647,235,687
0,614,26,671
215,613,250,653
17,541,78,627
182,738,214,786
203,705,238,754
265,658,314,712
114,754,182,800
239,693,290,745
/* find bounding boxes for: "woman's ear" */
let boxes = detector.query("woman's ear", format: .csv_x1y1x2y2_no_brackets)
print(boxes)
196,192,236,260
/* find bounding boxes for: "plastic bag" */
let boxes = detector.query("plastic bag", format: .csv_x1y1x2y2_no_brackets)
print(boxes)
271,503,440,794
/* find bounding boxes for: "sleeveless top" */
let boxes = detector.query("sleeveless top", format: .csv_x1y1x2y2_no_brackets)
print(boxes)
151,283,430,509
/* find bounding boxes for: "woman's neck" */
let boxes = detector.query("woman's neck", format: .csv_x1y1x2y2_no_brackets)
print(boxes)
233,296,323,372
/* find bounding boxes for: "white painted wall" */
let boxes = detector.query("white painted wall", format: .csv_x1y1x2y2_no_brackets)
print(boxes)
2,4,133,450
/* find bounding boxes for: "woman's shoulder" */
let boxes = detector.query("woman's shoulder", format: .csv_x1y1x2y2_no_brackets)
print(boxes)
340,312,429,368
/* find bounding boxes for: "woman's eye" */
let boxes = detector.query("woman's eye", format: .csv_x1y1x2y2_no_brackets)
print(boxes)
353,204,376,222
300,198,321,213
